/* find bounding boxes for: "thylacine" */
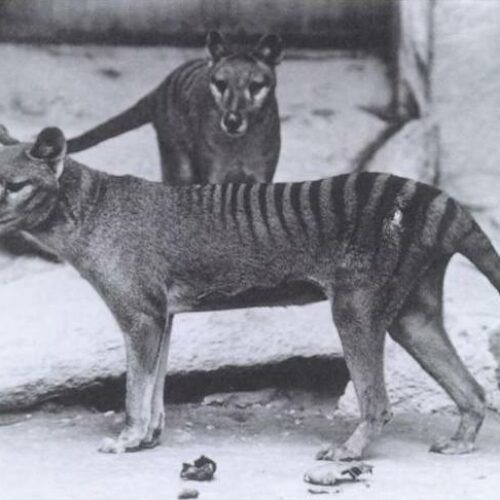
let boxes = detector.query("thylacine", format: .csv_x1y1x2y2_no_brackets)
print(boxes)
0,126,498,460
67,32,282,184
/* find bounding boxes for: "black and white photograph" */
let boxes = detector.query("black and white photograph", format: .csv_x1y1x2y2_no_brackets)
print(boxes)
1,0,500,498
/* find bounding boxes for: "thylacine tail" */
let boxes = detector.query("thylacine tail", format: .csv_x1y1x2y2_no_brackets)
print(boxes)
456,207,500,294
67,92,155,153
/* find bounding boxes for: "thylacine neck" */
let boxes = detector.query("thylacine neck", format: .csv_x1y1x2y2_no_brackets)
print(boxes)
24,159,109,263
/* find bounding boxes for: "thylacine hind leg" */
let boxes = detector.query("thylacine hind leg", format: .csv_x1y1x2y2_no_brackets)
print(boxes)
388,256,486,454
317,287,392,461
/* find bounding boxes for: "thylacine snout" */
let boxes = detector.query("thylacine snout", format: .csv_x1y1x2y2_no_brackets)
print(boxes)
221,110,247,136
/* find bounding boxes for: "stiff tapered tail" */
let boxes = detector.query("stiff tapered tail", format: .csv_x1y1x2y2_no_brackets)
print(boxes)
457,212,500,294
67,93,155,153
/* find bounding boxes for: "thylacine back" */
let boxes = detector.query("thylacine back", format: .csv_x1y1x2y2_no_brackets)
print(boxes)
67,32,282,185
0,126,499,461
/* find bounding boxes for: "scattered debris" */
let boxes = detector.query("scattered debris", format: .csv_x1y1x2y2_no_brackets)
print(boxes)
181,455,217,481
307,488,330,495
202,389,279,409
177,488,199,499
202,393,228,407
98,67,122,79
304,462,373,487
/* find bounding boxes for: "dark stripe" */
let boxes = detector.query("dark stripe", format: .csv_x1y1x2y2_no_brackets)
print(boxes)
206,184,217,213
220,183,230,227
229,184,242,236
258,183,272,236
436,197,458,246
243,184,258,243
349,173,376,244
394,183,441,273
459,223,477,245
330,175,349,238
175,60,203,95
182,186,194,211
182,61,206,94
309,180,324,245
290,182,309,237
194,186,204,209
274,183,293,239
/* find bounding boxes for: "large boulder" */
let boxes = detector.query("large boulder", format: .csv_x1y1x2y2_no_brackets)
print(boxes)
338,0,500,416
0,258,345,410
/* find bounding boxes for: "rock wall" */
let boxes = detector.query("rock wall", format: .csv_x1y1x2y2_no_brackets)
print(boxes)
337,0,500,417
0,46,391,410
2,0,500,415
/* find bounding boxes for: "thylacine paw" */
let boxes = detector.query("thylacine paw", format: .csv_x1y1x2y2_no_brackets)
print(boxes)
316,445,362,462
430,438,475,455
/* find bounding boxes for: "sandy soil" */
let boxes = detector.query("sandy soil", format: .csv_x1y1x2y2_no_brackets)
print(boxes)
1,394,500,500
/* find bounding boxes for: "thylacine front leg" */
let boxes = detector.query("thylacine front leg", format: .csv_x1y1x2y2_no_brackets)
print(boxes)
145,314,174,446
99,311,172,454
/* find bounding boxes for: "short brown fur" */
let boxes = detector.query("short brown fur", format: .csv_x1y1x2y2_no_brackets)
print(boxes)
67,32,282,185
1,127,499,459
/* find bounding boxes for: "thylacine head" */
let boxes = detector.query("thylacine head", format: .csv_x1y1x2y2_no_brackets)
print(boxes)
0,127,65,236
206,31,283,137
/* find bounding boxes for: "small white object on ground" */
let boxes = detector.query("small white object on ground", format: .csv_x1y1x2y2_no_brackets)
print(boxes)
304,462,373,486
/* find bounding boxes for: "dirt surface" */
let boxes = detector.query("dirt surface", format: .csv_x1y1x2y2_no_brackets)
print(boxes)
1,394,500,500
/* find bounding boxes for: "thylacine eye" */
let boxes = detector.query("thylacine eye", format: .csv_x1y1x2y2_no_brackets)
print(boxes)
249,81,266,95
6,180,31,193
212,78,227,93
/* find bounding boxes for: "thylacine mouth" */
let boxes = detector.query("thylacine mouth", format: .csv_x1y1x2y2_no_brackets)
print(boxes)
220,124,247,138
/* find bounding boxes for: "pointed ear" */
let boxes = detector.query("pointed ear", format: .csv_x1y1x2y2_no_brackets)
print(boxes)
252,34,283,66
30,127,67,179
0,124,19,146
206,31,230,63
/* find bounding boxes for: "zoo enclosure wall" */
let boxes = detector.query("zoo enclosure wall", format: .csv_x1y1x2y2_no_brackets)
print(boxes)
0,0,394,49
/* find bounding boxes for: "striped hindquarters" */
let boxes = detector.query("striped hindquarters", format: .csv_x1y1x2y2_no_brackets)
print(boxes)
186,173,464,261
157,58,209,121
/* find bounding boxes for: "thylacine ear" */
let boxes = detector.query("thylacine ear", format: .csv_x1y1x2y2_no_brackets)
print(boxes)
252,34,283,66
0,124,19,146
206,31,231,63
30,127,67,179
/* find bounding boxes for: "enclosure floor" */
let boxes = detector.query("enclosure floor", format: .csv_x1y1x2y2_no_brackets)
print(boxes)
1,397,500,500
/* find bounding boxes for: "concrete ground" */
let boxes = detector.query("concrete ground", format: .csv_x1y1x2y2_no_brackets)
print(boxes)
1,394,500,500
